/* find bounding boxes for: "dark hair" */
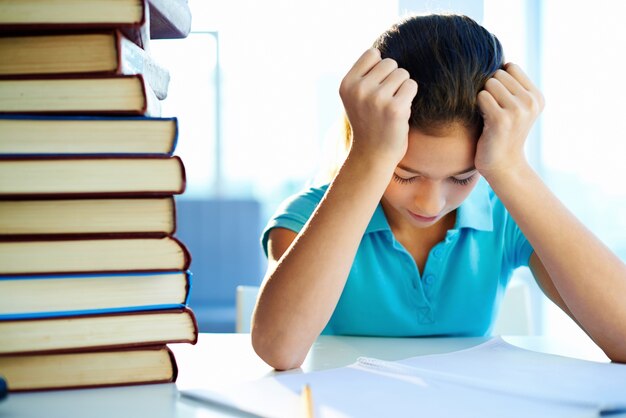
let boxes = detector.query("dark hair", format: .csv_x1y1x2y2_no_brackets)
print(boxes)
373,14,504,136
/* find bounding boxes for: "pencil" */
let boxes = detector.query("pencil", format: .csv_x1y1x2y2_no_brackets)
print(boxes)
301,384,315,418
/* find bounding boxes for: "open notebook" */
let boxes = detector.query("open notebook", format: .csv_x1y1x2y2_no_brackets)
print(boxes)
182,337,626,418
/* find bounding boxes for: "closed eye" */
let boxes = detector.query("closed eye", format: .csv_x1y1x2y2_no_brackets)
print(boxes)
449,174,476,186
392,173,417,184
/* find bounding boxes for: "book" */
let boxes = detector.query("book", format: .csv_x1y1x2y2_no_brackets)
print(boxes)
0,0,146,30
0,270,191,319
0,0,191,40
0,156,185,197
149,0,192,39
0,345,177,391
0,116,178,156
0,236,191,275
0,74,160,116
0,307,198,354
0,31,170,99
0,376,6,401
0,197,175,237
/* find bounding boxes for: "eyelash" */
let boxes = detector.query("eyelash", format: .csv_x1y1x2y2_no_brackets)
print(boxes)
392,173,475,186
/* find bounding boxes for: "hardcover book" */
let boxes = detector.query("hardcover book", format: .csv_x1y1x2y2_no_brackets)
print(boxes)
0,236,191,275
0,345,177,391
0,307,198,354
0,31,170,99
0,0,192,44
149,0,192,39
0,270,191,319
0,156,186,197
0,116,178,156
0,74,160,116
0,197,176,237
0,0,146,29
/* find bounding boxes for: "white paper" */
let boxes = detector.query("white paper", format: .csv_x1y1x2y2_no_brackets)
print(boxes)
391,337,626,411
182,337,626,418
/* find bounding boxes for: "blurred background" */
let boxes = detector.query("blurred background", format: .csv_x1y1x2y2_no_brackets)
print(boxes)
150,0,626,342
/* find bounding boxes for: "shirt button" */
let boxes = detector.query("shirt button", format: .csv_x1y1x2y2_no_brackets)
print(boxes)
433,248,443,258
418,307,434,324
425,275,435,285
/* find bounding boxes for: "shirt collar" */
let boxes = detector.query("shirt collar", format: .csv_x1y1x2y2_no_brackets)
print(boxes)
454,177,493,231
364,177,493,234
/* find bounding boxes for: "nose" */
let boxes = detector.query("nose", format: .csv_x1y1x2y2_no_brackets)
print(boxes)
413,180,446,217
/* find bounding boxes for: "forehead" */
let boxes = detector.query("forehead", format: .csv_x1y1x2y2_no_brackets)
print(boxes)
401,125,477,177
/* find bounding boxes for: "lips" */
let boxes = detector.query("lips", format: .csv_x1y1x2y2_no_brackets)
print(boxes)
408,210,438,223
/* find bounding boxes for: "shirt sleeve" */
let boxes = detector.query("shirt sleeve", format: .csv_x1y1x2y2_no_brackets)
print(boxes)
500,200,534,269
260,184,328,257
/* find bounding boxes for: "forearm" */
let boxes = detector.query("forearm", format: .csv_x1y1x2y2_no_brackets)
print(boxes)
252,153,394,369
485,164,626,361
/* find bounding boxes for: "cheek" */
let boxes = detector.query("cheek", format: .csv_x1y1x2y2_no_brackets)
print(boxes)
447,182,479,208
383,181,408,206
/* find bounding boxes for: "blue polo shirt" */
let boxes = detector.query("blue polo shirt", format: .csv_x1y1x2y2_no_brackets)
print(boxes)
261,178,534,337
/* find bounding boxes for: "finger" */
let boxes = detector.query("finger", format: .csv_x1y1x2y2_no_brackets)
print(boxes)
378,67,411,97
363,58,399,85
505,63,545,111
347,48,382,78
477,90,502,119
483,77,517,109
492,69,526,96
394,78,418,103
504,63,537,92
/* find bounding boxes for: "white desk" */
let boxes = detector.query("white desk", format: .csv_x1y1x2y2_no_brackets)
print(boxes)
0,333,611,418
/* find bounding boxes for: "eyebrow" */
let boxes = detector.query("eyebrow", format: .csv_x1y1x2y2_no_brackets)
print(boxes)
396,164,477,177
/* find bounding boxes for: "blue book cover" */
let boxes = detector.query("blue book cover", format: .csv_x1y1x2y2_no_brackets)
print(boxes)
0,270,192,320
0,115,178,156
0,376,6,401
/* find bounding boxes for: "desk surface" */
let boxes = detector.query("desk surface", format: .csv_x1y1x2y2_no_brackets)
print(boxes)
0,333,610,418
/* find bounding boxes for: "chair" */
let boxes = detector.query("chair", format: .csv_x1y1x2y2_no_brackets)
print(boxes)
492,273,533,335
236,285,261,333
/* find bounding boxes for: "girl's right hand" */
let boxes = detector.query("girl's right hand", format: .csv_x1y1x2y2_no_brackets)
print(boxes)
339,48,418,167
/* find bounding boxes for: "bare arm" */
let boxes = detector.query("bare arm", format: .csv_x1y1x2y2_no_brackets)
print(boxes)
251,48,418,370
477,64,626,362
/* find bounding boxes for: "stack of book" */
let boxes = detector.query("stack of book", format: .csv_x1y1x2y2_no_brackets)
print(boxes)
0,0,198,391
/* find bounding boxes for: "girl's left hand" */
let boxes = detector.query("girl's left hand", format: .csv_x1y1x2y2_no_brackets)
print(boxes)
474,63,545,181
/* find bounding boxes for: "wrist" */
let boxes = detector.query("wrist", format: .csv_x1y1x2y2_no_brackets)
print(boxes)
481,160,536,193
344,147,400,176
340,149,396,186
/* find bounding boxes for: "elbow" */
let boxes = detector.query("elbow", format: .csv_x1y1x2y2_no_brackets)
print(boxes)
609,355,626,364
597,333,626,364
251,326,306,371
606,348,626,364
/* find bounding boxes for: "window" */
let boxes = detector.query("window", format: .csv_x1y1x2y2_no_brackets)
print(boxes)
541,0,626,342
151,32,219,198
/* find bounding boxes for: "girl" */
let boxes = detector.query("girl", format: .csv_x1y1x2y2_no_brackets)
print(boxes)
251,14,626,370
